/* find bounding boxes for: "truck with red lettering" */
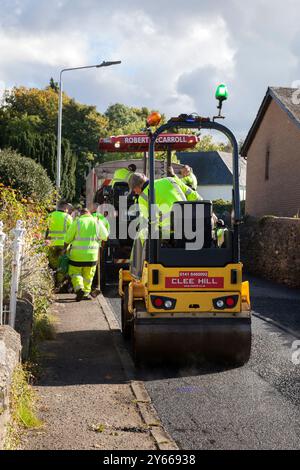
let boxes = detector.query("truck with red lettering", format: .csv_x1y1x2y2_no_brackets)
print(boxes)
86,132,199,289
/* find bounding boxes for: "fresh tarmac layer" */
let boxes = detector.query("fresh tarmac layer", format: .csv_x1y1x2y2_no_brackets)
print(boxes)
106,275,300,450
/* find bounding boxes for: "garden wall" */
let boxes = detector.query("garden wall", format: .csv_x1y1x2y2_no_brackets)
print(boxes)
0,326,21,449
240,216,300,288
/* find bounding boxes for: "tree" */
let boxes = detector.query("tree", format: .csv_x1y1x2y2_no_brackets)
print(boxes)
49,77,59,93
0,85,166,201
5,131,76,200
104,103,166,136
101,103,167,162
105,103,138,132
3,86,58,133
197,135,228,152
0,83,108,201
0,148,54,203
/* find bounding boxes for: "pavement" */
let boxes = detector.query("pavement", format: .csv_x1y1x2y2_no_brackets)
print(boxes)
21,294,157,450
106,274,300,450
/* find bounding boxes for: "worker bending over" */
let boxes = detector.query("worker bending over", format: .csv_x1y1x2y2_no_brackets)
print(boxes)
128,172,201,238
180,165,198,190
46,201,73,285
111,163,136,187
64,208,108,301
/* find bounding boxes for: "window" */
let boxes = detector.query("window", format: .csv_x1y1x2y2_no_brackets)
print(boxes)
265,146,270,181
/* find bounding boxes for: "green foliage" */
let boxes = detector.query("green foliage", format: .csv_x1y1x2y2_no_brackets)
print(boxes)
194,135,243,153
213,198,246,220
11,365,42,428
0,148,54,203
100,104,167,163
0,84,166,201
0,181,55,377
0,183,54,301
105,103,143,132
60,139,77,201
0,183,50,231
197,135,229,152
5,364,42,449
32,296,56,343
0,183,55,448
1,86,58,134
213,199,232,219
49,77,59,93
105,103,166,136
0,84,108,201
5,132,76,201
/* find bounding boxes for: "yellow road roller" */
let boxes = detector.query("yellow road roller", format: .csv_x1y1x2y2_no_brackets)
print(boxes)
119,96,251,367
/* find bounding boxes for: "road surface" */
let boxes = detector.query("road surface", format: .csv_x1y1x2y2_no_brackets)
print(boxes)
105,275,300,450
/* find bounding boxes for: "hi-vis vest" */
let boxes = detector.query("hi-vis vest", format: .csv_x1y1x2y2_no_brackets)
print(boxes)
47,211,72,247
138,177,201,232
181,171,198,190
111,168,132,187
92,212,110,234
216,227,228,248
64,214,108,263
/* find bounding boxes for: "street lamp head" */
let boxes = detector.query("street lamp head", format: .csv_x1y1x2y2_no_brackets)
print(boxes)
97,60,121,68
56,59,121,192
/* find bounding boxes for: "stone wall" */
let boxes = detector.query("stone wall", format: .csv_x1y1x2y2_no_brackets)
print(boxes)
15,299,34,361
0,326,21,449
240,216,300,287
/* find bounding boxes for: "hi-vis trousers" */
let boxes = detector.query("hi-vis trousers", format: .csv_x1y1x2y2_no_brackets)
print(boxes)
68,265,97,295
48,246,65,286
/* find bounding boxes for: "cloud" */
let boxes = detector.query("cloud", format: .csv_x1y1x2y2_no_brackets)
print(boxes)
0,0,300,138
0,30,87,67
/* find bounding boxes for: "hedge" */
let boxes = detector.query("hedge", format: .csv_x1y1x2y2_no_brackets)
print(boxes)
213,199,246,225
0,148,54,203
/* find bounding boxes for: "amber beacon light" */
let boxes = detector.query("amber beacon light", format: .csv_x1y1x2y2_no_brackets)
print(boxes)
146,112,162,127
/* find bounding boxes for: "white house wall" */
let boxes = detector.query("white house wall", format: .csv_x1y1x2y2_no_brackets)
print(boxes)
197,185,246,201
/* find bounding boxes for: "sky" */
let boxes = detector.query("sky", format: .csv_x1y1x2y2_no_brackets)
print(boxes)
1,0,300,139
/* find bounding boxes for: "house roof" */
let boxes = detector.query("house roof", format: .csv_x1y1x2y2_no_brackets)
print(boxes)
241,87,300,157
177,151,247,187
94,159,184,179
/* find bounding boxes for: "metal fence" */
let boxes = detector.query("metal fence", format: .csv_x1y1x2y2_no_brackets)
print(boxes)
0,220,26,328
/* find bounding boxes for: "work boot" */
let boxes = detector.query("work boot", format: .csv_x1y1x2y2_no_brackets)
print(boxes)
75,289,85,302
91,288,101,298
56,279,69,294
83,294,92,301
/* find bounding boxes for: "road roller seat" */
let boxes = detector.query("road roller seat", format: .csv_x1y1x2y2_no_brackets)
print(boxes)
158,200,234,268
130,200,234,278
101,182,135,212
169,200,214,249
112,182,131,208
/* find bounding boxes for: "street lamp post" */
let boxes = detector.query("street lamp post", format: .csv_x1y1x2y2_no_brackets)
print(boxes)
56,60,121,193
